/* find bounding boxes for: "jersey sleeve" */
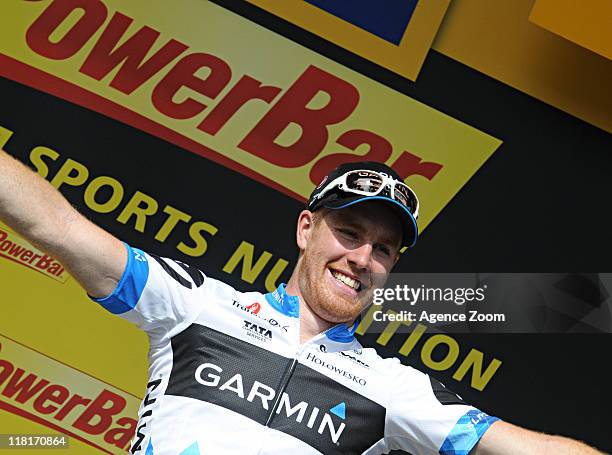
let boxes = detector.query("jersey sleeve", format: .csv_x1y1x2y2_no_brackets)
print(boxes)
90,242,207,338
384,359,499,455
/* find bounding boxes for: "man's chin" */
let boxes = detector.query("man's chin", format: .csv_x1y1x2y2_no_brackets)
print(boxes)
315,299,364,325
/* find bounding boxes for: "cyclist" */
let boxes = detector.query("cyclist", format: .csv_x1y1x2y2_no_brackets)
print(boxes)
0,152,603,454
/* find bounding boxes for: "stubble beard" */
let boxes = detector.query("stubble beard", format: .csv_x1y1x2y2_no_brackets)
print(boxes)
298,248,366,324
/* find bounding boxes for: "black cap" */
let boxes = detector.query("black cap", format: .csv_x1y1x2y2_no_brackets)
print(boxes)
307,162,419,248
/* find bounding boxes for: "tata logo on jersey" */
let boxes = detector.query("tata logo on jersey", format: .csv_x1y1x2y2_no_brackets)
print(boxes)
242,320,272,342
194,362,346,444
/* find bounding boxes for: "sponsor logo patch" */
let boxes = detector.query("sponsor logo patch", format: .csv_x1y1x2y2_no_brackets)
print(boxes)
306,352,367,386
194,361,346,444
232,300,290,333
242,320,273,343
338,351,370,369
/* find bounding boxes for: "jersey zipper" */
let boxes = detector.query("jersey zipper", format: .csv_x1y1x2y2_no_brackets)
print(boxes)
264,340,313,427
264,357,298,427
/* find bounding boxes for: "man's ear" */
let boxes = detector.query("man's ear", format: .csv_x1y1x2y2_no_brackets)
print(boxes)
296,210,316,251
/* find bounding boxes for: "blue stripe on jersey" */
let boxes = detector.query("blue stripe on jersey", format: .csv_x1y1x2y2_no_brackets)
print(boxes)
325,316,361,342
179,441,200,454
266,284,360,342
439,409,499,455
91,242,149,314
265,283,300,318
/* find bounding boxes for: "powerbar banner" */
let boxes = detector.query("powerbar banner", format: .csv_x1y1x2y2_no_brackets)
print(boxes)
0,0,500,231
246,0,452,80
10,0,611,453
0,334,140,453
0,1,502,450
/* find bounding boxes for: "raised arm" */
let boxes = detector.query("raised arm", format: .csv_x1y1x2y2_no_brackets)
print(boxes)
0,149,126,298
473,420,605,454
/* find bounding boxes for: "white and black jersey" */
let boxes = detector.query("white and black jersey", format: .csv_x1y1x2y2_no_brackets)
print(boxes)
92,244,499,455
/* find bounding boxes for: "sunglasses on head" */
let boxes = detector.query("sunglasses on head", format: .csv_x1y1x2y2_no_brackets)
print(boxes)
311,170,419,219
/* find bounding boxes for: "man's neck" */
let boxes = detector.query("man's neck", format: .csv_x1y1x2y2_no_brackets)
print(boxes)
285,278,335,344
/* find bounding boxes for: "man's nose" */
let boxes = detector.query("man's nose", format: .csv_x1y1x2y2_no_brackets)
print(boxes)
348,243,373,270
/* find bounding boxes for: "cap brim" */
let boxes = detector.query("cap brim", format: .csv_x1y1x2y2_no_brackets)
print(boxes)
322,196,418,248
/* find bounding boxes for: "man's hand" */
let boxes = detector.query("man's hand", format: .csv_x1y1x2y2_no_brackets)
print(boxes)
473,420,606,454
0,149,126,298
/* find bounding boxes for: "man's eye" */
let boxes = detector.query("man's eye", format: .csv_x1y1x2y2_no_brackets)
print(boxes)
375,244,391,256
338,228,357,239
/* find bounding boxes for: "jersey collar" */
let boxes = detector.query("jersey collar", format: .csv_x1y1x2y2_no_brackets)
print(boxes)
325,317,361,343
265,283,300,318
265,284,360,343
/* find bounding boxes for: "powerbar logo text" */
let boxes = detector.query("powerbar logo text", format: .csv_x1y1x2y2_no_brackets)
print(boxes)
0,228,66,282
17,0,445,198
0,337,140,453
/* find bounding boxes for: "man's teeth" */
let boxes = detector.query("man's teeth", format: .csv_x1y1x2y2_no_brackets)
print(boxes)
331,270,360,290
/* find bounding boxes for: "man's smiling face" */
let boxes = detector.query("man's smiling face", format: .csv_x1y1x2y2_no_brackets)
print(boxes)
296,201,402,324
